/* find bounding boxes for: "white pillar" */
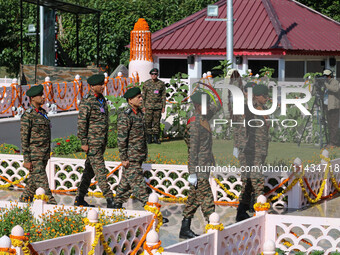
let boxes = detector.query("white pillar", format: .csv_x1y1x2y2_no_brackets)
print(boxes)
86,209,100,255
262,239,276,255
287,158,303,209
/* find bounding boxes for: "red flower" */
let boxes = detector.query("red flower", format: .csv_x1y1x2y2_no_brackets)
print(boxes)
66,139,70,142
57,142,61,145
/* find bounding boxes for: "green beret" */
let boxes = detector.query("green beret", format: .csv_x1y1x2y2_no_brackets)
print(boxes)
26,84,44,97
253,84,269,96
149,68,159,74
87,74,105,86
244,82,256,90
191,92,209,105
123,87,141,99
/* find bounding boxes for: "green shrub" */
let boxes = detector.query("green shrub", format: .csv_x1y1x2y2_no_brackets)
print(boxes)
52,135,81,156
0,143,20,154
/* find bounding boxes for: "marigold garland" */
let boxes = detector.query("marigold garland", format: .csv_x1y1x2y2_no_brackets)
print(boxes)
0,174,28,190
299,154,330,204
268,178,299,202
253,202,270,211
0,248,16,254
205,223,224,233
83,218,115,255
214,178,238,199
9,235,31,255
33,194,49,202
144,204,163,232
142,240,162,255
159,196,187,203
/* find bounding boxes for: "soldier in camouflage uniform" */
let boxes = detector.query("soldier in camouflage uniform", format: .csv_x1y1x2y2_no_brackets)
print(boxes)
142,68,166,144
237,84,269,222
234,82,256,221
20,84,57,204
75,74,114,208
180,92,221,239
112,87,149,209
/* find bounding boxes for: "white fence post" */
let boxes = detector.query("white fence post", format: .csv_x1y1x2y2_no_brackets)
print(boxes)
262,239,276,255
255,195,269,217
10,225,25,255
287,158,303,209
47,159,55,191
144,229,160,255
0,236,13,254
208,212,221,255
31,188,46,220
86,209,100,255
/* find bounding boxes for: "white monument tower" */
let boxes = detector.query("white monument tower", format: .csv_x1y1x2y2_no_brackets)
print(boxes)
128,18,154,82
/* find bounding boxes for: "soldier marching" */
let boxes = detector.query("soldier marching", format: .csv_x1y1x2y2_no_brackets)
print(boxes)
20,84,57,204
142,68,166,144
75,74,114,208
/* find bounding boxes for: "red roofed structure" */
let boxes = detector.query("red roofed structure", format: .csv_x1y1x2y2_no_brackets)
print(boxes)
150,0,340,80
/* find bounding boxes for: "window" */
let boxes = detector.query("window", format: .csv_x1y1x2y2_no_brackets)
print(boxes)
285,61,304,81
306,61,324,73
201,60,224,77
337,61,340,81
248,60,278,78
159,59,188,78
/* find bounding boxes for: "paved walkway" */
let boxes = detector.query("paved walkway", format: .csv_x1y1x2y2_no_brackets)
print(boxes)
1,190,339,247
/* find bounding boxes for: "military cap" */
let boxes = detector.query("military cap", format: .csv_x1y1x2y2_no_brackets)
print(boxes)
26,84,44,97
87,74,105,86
149,68,159,74
123,87,141,99
253,84,269,96
191,92,209,105
323,69,333,76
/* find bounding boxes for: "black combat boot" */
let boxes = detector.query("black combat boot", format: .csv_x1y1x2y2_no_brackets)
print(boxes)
153,134,161,144
74,196,94,207
111,201,123,209
179,218,199,239
236,203,250,222
147,134,153,144
106,198,115,208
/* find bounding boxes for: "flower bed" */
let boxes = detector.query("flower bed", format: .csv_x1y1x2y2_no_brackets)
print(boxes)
0,196,154,255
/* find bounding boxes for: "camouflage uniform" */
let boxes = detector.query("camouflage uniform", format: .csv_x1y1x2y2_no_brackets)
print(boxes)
142,79,166,135
115,105,149,205
20,107,57,204
183,103,221,222
239,102,269,205
77,91,113,199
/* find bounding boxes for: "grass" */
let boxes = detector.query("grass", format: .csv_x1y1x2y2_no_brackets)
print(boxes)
61,139,340,166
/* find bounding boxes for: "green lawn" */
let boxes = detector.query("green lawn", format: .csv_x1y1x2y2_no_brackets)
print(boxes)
64,139,340,166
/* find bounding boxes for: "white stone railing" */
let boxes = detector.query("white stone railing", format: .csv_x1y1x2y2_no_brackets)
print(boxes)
164,197,340,255
1,153,340,210
0,189,154,255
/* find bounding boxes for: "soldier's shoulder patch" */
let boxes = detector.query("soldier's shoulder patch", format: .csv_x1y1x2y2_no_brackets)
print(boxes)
124,108,132,115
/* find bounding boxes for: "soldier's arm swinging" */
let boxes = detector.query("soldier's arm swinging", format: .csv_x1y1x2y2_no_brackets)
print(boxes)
188,122,200,175
20,113,33,170
77,102,90,152
117,112,130,167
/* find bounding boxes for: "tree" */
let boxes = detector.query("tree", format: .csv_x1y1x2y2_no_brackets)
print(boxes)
296,0,340,22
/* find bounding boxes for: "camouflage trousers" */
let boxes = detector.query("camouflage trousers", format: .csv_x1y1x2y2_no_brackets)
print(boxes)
77,146,113,199
19,160,57,204
182,178,215,222
114,161,149,205
145,109,162,135
238,153,266,206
